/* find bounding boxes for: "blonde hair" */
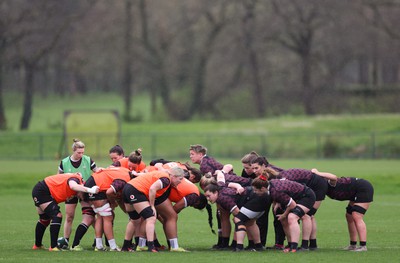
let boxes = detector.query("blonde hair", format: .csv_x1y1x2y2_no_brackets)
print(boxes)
199,172,216,190
72,139,85,152
265,166,279,179
169,167,185,177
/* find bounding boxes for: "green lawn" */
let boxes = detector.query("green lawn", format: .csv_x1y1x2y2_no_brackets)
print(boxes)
0,159,399,262
3,91,400,160
4,91,400,134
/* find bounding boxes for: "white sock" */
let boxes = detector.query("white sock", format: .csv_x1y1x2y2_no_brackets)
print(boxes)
139,237,147,247
96,238,103,249
108,239,117,249
169,238,179,249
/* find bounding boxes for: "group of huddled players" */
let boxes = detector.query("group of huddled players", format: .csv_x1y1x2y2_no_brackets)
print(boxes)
31,140,374,253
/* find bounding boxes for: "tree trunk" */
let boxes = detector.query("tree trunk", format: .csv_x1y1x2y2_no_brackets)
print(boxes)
122,0,133,121
0,61,6,130
301,53,315,115
188,12,224,118
189,56,206,118
138,0,169,118
54,57,66,97
242,1,265,117
20,63,34,130
358,55,369,84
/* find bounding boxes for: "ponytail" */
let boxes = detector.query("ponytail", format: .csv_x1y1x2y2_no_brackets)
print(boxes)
206,203,216,235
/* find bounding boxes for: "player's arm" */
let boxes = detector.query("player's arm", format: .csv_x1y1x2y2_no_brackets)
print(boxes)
227,182,245,194
173,199,186,213
222,164,233,174
68,179,99,194
276,199,296,221
149,179,164,207
215,170,226,183
230,206,240,216
311,168,338,185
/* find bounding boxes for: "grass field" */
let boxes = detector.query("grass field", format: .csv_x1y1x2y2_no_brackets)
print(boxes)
4,91,400,133
0,159,399,263
3,91,400,160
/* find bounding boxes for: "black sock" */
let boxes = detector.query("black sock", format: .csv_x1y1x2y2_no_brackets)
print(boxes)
255,243,263,249
229,239,236,248
122,239,132,249
217,235,222,246
309,239,317,248
72,223,88,247
35,221,47,246
350,241,357,246
247,240,255,248
147,241,155,250
50,222,61,248
134,236,139,246
221,237,229,247
291,242,298,250
274,218,286,245
236,244,244,250
154,239,161,247
360,241,366,246
301,239,309,249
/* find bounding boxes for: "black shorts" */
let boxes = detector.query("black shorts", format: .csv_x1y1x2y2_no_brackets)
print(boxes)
155,187,171,206
353,179,374,203
123,184,148,204
65,196,79,204
84,192,107,202
83,176,107,201
296,188,316,210
32,181,54,206
236,194,271,222
309,174,328,201
123,184,171,205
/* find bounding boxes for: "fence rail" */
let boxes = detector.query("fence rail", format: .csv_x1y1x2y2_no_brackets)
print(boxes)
1,131,400,161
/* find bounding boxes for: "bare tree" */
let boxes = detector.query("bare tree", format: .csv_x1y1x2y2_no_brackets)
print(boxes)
137,0,174,117
0,58,4,130
361,0,400,85
8,1,88,130
271,0,329,115
363,0,400,40
2,0,400,128
0,0,32,130
241,0,265,117
0,1,7,130
188,1,230,118
122,0,134,121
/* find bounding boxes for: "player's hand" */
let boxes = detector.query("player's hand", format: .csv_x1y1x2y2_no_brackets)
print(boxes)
236,187,245,194
276,214,286,221
87,186,100,194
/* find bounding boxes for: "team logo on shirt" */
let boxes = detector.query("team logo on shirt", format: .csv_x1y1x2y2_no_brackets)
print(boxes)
130,194,136,201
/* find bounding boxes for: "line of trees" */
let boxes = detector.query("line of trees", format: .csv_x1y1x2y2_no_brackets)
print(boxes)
1,0,400,131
